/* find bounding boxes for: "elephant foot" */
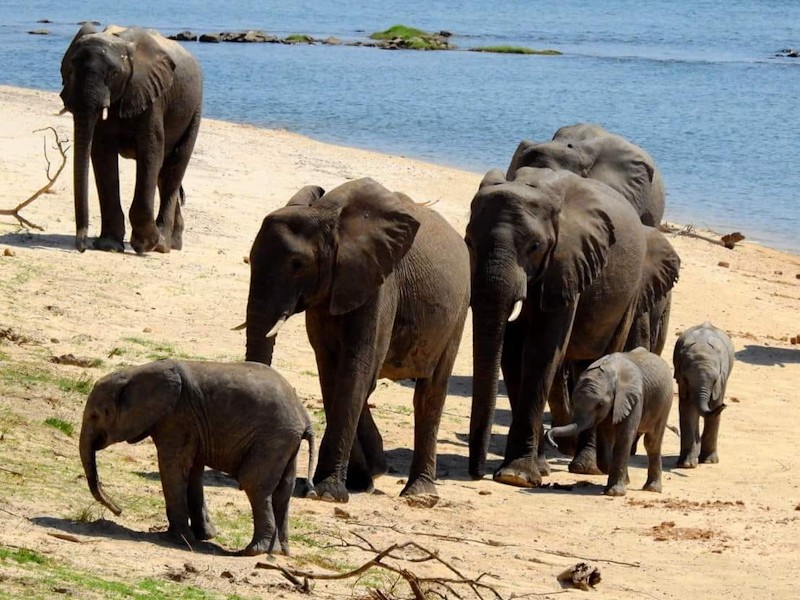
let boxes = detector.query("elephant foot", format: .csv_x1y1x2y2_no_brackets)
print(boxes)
76,228,88,253
493,458,542,488
536,456,551,477
699,451,719,464
308,476,349,503
675,456,698,469
643,480,662,493
240,535,287,557
130,226,165,255
603,482,627,497
568,454,602,475
346,465,376,494
171,232,183,251
400,475,437,497
165,526,197,547
191,521,217,541
93,236,125,253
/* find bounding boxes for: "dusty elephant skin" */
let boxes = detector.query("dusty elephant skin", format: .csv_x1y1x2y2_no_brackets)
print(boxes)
673,322,735,468
79,360,314,556
547,348,674,496
245,178,470,503
60,24,203,254
466,167,679,489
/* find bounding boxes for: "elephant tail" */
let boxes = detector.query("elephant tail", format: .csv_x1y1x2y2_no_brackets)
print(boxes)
300,424,316,497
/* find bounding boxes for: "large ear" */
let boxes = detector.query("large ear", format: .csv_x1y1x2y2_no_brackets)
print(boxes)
118,28,176,118
60,23,97,108
286,185,325,207
636,227,680,314
539,177,616,311
585,136,655,206
480,168,507,189
613,358,644,425
507,140,537,178
329,179,420,315
113,360,182,442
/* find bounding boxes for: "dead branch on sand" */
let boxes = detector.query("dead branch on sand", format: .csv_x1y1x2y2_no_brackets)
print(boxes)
256,534,506,599
660,223,745,250
0,127,69,231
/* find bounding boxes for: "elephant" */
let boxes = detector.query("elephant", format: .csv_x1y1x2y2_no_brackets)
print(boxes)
507,123,665,227
547,348,674,496
673,322,735,468
60,24,203,253
245,178,470,503
466,166,679,488
80,359,315,556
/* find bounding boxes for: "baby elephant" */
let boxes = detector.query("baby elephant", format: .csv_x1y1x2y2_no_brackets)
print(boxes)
79,360,315,556
547,348,673,496
673,322,734,468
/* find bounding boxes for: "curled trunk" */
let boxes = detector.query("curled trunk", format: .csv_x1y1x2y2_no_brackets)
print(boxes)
546,422,579,447
697,386,712,416
79,424,122,515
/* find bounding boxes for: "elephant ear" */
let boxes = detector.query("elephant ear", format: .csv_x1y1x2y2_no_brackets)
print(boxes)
286,185,325,207
330,179,420,315
539,177,616,311
118,28,176,119
506,140,538,178
636,227,680,314
479,168,507,189
613,358,644,425
584,137,654,212
113,360,182,443
60,23,97,109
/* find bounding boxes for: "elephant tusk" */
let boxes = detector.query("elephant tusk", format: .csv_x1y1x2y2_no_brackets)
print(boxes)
508,299,524,322
231,321,247,331
265,316,287,338
102,107,108,121
545,430,558,448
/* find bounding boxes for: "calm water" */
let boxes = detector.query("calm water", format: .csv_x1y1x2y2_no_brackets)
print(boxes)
1,1,798,251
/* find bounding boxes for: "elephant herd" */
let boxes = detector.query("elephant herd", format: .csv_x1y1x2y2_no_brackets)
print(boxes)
62,26,735,556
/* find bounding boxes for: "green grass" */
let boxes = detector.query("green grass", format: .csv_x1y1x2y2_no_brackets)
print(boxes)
43,417,74,437
285,33,314,43
0,546,48,565
369,24,451,50
0,362,93,396
56,372,94,395
472,45,562,55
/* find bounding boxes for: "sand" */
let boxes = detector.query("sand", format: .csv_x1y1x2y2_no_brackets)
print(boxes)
1,85,799,599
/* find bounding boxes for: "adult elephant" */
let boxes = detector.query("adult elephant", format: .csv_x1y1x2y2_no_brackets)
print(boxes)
245,179,470,502
507,123,665,227
466,167,679,487
60,24,203,253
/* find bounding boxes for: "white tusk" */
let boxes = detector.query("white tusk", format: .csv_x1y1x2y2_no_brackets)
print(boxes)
265,317,287,338
508,299,524,322
102,107,108,121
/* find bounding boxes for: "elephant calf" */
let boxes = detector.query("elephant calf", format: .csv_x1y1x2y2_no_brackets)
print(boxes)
80,360,314,556
547,348,673,496
673,322,735,468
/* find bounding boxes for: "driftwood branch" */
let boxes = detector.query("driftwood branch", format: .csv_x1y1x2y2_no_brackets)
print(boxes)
256,538,505,599
0,127,69,231
660,223,745,250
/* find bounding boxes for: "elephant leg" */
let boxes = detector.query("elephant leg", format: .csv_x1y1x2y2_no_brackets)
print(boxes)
596,426,612,474
89,137,124,252
677,392,701,468
651,293,671,356
346,402,385,493
643,427,665,492
496,304,577,488
129,120,166,254
604,426,636,497
699,413,721,464
241,489,277,556
156,450,195,545
270,459,296,556
187,460,216,540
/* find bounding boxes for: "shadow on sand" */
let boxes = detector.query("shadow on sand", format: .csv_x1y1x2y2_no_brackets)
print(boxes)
735,344,800,367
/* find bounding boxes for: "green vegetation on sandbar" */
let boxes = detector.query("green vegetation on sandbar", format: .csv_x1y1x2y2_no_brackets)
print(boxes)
472,45,562,55
285,34,314,43
369,24,451,50
44,416,74,437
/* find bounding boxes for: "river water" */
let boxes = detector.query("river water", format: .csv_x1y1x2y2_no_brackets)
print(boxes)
1,1,797,250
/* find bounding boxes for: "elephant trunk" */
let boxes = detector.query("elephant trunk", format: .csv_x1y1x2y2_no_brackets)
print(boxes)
244,295,287,366
697,386,726,416
72,112,98,252
545,423,579,448
79,423,122,516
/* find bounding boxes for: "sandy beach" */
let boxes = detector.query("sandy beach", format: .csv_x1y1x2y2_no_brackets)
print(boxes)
1,84,799,599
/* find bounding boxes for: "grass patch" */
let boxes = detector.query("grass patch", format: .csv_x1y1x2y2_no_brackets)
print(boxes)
0,362,93,396
44,417,74,437
472,45,562,55
120,336,203,361
369,24,452,50
56,372,94,395
0,546,48,565
285,34,314,43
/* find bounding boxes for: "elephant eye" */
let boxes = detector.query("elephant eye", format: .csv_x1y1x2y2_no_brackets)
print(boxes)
289,257,304,273
527,240,541,255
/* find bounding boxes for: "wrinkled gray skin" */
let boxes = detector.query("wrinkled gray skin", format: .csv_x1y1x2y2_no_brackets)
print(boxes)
547,348,674,496
508,123,665,227
60,25,203,254
673,322,735,468
245,179,470,503
466,167,679,488
80,360,314,556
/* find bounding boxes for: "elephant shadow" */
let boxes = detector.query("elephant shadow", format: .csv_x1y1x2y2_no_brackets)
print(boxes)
134,469,312,497
30,516,235,556
0,232,78,251
397,375,508,399
735,344,800,367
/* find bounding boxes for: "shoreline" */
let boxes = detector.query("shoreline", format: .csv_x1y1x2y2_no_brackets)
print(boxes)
2,83,794,255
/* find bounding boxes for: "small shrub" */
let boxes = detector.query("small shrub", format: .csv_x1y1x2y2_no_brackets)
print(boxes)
369,24,452,50
285,34,314,43
44,417,74,437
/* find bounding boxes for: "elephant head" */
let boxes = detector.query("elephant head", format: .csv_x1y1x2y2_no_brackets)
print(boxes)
508,127,663,227
79,361,183,515
245,179,420,365
465,167,616,479
60,25,177,251
546,354,643,445
673,324,731,416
